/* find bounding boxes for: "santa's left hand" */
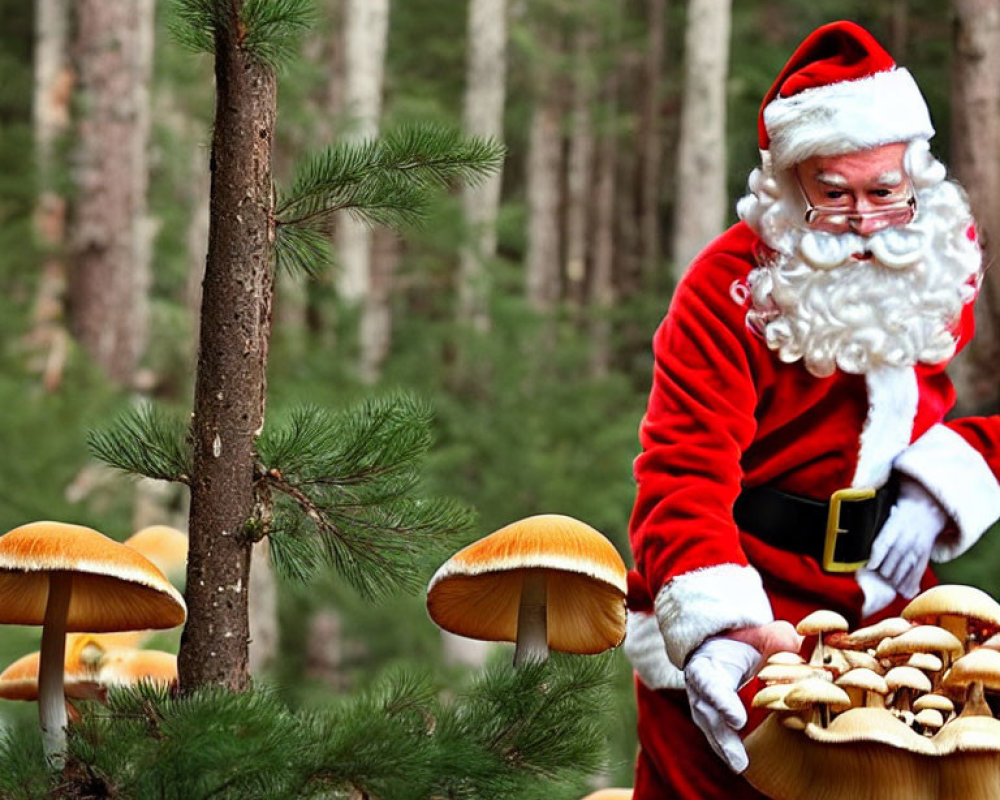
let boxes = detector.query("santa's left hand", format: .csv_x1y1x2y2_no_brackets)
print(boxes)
867,478,949,599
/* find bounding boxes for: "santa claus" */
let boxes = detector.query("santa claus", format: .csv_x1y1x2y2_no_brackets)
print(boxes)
625,20,1000,799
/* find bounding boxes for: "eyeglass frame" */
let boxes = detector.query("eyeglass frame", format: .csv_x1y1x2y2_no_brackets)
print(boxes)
796,174,917,234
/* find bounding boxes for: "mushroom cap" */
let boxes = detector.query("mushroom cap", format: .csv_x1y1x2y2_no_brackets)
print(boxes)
796,609,849,636
914,708,944,729
842,617,912,648
758,663,829,684
752,683,796,711
876,625,963,659
98,649,178,688
784,678,851,712
903,585,1000,631
766,651,807,666
802,707,937,754
884,665,932,693
0,651,102,702
907,652,943,673
579,791,633,800
836,668,888,695
0,521,186,632
426,514,627,654
932,715,1000,755
123,525,188,582
842,649,881,672
942,647,1000,691
913,693,954,713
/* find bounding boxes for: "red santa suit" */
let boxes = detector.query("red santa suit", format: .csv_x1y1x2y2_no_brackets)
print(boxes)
625,21,1000,800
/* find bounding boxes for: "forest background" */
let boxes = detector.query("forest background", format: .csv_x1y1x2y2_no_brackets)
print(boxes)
0,0,999,792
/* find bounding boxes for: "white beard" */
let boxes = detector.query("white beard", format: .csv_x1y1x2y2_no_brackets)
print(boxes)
736,143,981,378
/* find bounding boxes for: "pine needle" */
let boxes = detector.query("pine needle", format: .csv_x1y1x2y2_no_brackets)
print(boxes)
87,402,192,483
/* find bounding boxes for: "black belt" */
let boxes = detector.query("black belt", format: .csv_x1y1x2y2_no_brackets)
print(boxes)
733,475,899,573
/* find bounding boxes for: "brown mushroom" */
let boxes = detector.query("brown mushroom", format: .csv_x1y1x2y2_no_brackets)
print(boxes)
426,514,627,665
903,584,1000,649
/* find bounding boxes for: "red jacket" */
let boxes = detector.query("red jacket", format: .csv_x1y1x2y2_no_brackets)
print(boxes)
624,221,1000,689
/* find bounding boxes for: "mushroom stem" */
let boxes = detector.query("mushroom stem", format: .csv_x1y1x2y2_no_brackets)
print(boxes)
38,571,72,767
513,571,548,666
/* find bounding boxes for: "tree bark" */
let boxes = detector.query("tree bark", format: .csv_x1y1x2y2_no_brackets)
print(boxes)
67,0,154,386
564,26,596,309
948,0,1000,413
637,0,666,281
29,0,71,392
178,6,277,692
524,38,564,312
671,0,731,277
337,0,390,382
457,0,507,331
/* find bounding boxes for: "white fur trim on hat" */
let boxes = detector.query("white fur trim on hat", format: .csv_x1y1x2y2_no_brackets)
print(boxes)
764,68,934,170
653,563,773,669
893,423,1000,560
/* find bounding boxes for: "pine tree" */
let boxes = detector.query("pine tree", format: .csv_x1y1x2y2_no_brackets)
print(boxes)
0,0,616,795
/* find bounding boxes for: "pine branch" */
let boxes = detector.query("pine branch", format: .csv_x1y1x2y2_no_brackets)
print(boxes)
169,0,313,69
258,396,474,597
275,124,505,232
87,403,192,484
273,219,335,277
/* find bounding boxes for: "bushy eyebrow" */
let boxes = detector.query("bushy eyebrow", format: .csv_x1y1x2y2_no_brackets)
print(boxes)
815,172,849,188
875,170,904,186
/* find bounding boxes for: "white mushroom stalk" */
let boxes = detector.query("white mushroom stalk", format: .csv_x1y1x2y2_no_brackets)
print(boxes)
38,572,72,765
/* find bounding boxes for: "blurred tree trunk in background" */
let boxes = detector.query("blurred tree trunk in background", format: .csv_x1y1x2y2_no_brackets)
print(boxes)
949,0,1000,413
564,23,596,310
637,0,666,282
179,1,277,692
525,19,564,312
589,47,620,379
29,0,71,392
68,0,154,386
458,0,507,332
337,0,390,383
887,0,909,59
671,0,731,277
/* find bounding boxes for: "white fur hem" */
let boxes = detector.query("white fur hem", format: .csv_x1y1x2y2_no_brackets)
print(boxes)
893,424,1000,560
763,68,934,171
624,610,685,690
653,564,773,669
852,367,918,488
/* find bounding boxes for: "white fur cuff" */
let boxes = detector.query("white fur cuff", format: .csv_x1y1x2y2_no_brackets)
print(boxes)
893,424,1000,560
653,564,774,669
763,68,934,170
624,610,685,690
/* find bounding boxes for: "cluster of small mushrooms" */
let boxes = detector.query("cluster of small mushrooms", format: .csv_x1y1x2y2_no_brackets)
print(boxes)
745,584,1000,800
0,522,188,766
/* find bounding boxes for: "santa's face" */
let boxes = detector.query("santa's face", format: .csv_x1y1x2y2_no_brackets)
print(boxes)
736,141,981,378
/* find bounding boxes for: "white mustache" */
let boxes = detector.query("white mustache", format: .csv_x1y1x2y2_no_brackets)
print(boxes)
798,227,925,271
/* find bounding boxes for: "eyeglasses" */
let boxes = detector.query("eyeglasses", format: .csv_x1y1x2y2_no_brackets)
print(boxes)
798,178,917,234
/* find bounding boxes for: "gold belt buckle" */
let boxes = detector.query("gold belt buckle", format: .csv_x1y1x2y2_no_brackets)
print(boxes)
822,487,877,572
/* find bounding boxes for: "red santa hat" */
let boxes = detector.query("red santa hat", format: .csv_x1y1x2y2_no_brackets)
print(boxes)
759,21,934,171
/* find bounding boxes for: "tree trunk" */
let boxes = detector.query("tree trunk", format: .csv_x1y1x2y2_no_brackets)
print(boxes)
29,0,71,392
337,0,390,381
564,26,596,309
457,0,507,331
524,46,564,312
67,0,154,386
589,66,620,378
671,0,731,276
948,0,1000,413
638,0,666,281
178,6,277,692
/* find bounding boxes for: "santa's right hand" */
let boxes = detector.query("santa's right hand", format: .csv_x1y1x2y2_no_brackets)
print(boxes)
683,636,762,773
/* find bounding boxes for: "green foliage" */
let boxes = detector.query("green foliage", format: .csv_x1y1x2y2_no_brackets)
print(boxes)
0,657,612,799
87,402,192,484
260,394,476,597
169,0,313,69
274,124,505,275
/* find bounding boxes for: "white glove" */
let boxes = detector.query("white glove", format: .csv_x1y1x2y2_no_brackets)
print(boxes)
684,636,762,773
867,478,949,599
